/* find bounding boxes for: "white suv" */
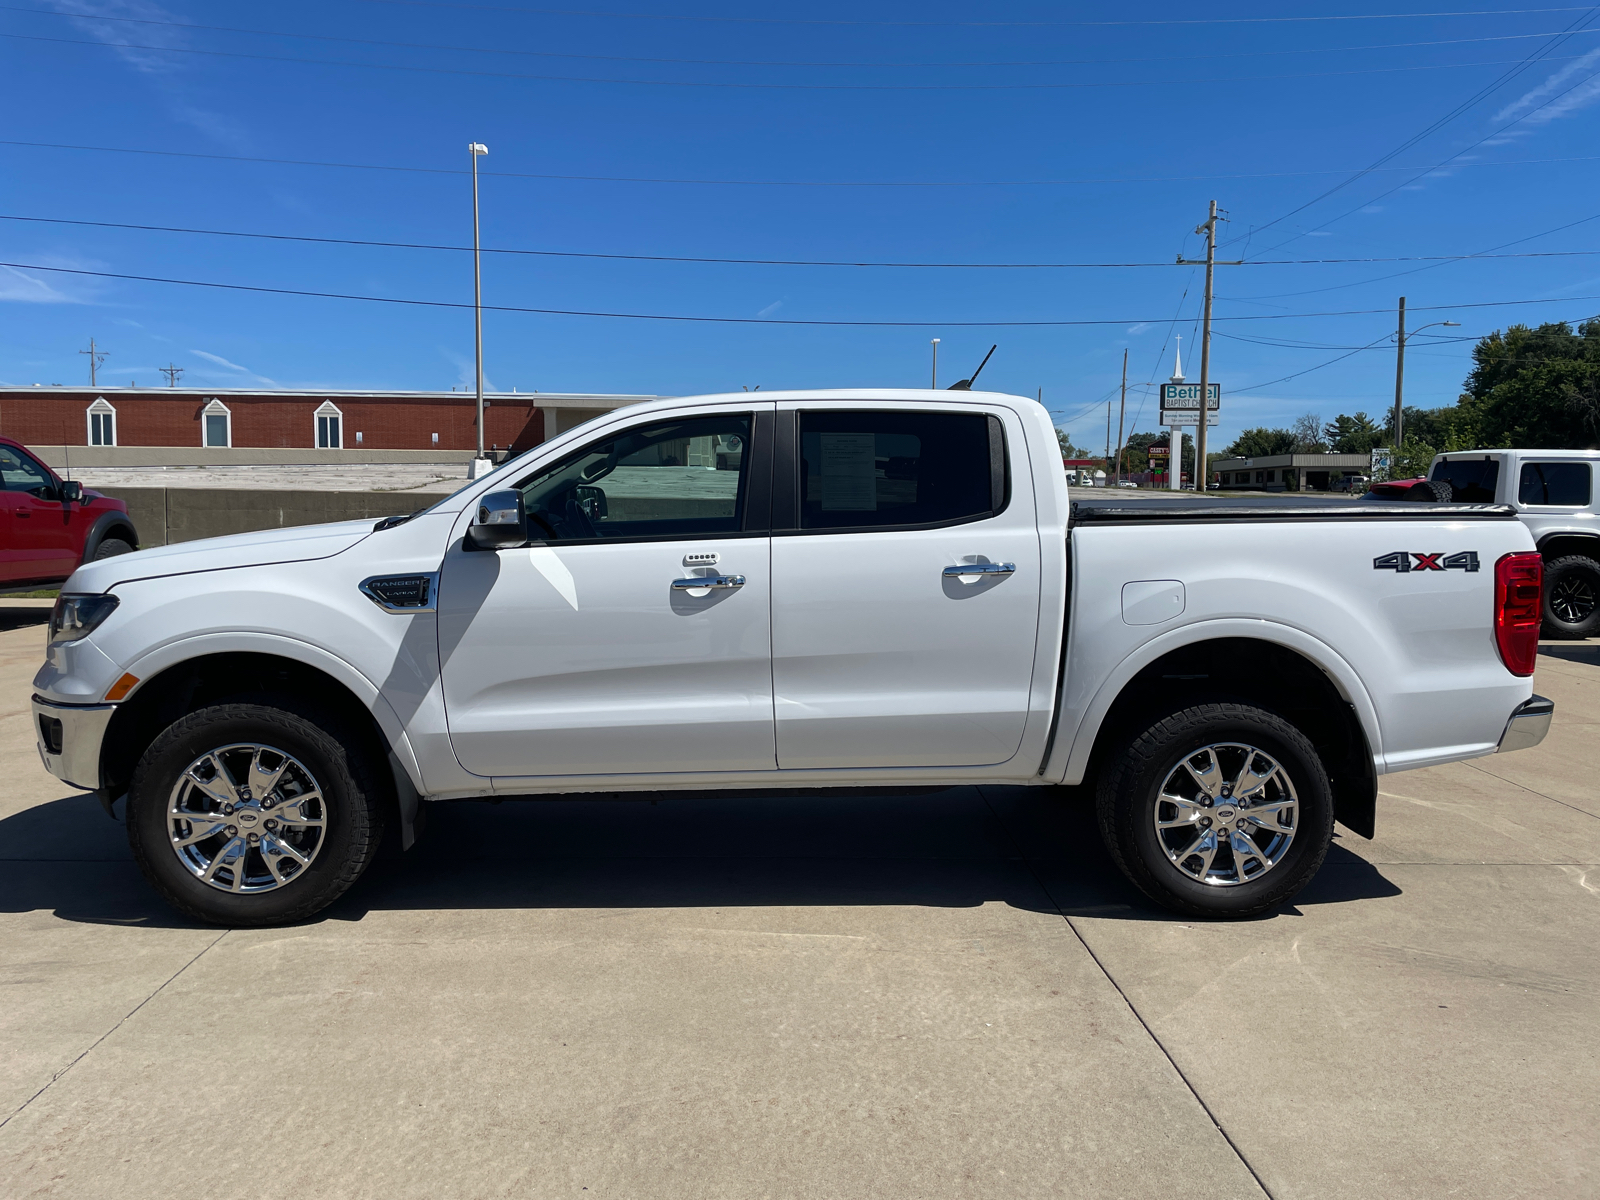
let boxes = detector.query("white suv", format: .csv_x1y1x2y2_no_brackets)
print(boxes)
1430,450,1600,637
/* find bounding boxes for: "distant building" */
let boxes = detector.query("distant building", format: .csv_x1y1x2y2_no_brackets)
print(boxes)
1212,452,1371,492
0,386,652,456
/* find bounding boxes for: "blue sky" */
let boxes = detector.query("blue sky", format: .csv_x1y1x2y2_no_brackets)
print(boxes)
4,1,1600,450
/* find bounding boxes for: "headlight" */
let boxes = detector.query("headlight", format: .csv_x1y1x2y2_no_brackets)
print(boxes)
49,593,120,647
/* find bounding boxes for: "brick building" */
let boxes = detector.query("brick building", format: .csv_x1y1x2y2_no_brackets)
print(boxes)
0,387,652,455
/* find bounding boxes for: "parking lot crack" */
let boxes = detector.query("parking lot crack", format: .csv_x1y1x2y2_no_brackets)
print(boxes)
977,788,1276,1199
1461,760,1600,823
0,930,228,1133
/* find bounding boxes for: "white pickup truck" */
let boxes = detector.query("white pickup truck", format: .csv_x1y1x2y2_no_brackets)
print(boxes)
32,390,1554,926
1427,449,1600,639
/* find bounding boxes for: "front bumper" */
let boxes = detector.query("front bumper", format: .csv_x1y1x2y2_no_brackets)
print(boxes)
32,695,114,790
1496,694,1554,754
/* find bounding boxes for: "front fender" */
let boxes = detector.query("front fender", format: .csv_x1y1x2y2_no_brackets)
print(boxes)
115,630,427,799
1046,617,1384,787
79,508,140,564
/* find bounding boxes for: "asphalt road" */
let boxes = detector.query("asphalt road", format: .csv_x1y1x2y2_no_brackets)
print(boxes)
1,598,1595,1199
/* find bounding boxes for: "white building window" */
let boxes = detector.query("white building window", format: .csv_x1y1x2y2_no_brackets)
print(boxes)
87,397,116,446
202,398,232,448
314,400,343,449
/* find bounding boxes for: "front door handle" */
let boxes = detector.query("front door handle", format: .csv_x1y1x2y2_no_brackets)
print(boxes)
943,562,1015,578
672,574,746,590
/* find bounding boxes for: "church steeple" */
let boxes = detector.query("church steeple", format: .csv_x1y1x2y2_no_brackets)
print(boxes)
1170,336,1185,383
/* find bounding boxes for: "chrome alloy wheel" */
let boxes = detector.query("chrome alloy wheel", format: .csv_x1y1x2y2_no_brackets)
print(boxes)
1152,742,1298,887
167,743,327,894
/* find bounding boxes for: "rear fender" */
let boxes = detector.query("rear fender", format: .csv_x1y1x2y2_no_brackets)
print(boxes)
1048,617,1384,789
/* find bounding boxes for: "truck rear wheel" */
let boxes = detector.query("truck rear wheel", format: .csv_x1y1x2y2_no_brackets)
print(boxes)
126,702,387,926
1096,703,1334,919
1541,555,1600,639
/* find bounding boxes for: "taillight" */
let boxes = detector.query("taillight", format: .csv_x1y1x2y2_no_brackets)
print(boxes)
1494,552,1542,676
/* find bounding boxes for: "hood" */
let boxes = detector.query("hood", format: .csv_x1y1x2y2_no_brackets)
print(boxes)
66,518,377,593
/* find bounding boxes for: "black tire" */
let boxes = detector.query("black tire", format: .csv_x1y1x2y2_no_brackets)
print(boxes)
126,701,387,926
1406,479,1452,502
1096,702,1335,919
92,537,134,560
1542,555,1600,639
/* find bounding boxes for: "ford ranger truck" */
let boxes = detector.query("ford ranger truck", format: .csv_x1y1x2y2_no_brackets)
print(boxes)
30,390,1554,926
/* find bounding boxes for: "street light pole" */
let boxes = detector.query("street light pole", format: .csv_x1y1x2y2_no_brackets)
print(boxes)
1393,298,1460,452
470,142,490,474
930,338,940,389
1114,348,1127,487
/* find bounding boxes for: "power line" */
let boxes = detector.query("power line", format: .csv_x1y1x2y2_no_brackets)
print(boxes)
6,138,1599,189
8,30,1595,91
1230,210,1600,300
10,259,1600,326
338,2,1600,28
1225,5,1600,247
10,211,1600,268
15,5,1600,69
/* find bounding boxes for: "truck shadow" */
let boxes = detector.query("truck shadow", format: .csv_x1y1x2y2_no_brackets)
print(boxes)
0,786,1399,927
1538,642,1600,666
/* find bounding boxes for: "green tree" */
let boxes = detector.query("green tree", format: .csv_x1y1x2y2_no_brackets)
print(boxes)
1324,412,1383,454
1057,428,1095,459
1226,427,1296,456
1451,320,1600,449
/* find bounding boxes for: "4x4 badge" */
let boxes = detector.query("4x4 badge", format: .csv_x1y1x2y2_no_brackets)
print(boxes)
1373,551,1480,573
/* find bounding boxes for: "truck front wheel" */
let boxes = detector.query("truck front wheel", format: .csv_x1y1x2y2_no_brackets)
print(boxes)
126,702,387,926
1096,703,1334,919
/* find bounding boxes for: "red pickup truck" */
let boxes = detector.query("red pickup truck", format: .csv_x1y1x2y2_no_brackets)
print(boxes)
1,436,139,589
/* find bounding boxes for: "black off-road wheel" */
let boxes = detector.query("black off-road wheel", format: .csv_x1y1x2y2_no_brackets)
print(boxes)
1096,702,1335,919
1541,555,1600,639
126,701,388,926
92,537,134,560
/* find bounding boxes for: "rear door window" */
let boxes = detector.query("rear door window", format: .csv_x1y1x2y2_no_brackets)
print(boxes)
797,410,1004,531
1518,461,1592,506
1430,457,1500,502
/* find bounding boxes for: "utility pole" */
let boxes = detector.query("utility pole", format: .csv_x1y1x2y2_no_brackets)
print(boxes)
160,363,183,387
1391,299,1458,465
1104,399,1111,481
79,337,107,387
470,142,490,475
1177,202,1242,492
930,338,940,389
1115,348,1127,486
1393,296,1407,449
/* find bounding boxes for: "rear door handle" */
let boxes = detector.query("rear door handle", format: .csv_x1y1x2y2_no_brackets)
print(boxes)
943,562,1014,577
672,574,746,590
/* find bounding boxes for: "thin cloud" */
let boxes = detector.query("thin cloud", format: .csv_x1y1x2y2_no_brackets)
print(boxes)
191,349,277,385
0,257,107,304
1494,47,1600,122
46,0,187,76
757,300,783,318
1126,322,1152,335
440,346,496,393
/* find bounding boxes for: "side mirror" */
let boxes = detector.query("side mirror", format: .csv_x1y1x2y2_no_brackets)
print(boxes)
59,480,83,504
465,489,529,550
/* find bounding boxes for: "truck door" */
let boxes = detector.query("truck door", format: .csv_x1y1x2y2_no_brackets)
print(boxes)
437,406,777,779
769,403,1043,769
0,445,77,583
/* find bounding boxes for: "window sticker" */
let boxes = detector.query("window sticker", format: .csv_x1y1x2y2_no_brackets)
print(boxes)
819,432,878,511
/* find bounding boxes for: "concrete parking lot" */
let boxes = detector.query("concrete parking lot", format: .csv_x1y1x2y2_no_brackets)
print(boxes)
1,598,1595,1199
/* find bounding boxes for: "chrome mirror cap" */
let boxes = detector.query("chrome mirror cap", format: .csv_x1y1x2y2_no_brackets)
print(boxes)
465,488,528,550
